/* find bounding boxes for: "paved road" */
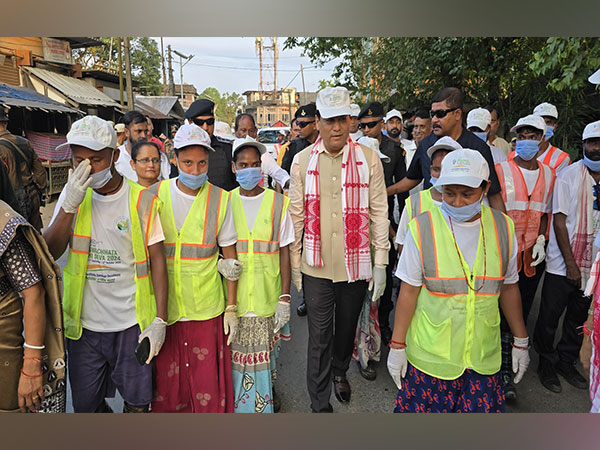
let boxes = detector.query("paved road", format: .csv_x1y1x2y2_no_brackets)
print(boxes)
41,200,591,413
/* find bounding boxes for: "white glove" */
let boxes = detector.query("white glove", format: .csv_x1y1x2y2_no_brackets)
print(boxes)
261,152,290,188
273,300,291,333
292,267,303,292
387,347,408,390
62,159,92,214
530,234,546,267
368,264,387,302
223,305,239,346
217,258,243,281
138,317,167,365
512,336,530,384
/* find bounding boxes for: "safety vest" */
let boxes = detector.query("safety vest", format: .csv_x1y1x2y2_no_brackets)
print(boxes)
230,188,290,317
63,179,160,340
276,141,290,167
406,205,514,380
152,180,229,324
496,159,555,276
404,187,435,222
509,145,570,171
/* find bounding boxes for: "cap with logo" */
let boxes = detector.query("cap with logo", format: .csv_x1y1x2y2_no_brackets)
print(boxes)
350,103,361,118
357,136,391,163
466,108,492,131
294,103,317,119
583,120,600,141
173,123,215,151
533,102,558,120
316,87,351,119
510,114,547,134
114,123,125,133
426,136,463,159
358,101,384,120
185,98,215,119
56,115,117,151
384,109,403,123
436,148,490,188
232,136,266,158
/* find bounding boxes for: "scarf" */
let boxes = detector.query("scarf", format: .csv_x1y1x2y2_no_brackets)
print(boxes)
304,137,372,281
585,251,600,401
572,162,596,291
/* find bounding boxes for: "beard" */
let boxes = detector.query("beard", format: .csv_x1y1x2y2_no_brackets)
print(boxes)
388,127,400,138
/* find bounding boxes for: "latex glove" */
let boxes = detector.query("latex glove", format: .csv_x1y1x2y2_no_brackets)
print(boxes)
512,336,530,384
217,258,243,281
138,317,167,364
530,234,546,267
368,264,387,302
292,267,303,292
273,300,291,333
223,305,238,346
387,347,407,390
61,159,92,214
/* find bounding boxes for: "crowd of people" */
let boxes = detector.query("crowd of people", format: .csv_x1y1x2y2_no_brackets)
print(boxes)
2,72,600,414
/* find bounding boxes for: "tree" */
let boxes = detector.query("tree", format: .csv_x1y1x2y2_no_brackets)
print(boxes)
197,87,245,126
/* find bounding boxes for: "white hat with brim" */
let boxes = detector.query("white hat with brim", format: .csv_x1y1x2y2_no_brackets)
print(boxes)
583,120,600,141
466,108,491,131
357,136,391,163
533,102,558,119
56,115,117,152
510,114,547,134
589,68,600,84
174,123,215,152
436,148,490,189
316,87,351,119
349,103,361,118
232,136,266,157
384,109,403,123
426,136,462,159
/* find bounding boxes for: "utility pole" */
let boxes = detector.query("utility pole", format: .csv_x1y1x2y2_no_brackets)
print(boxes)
160,37,167,95
117,38,124,107
300,64,306,105
167,45,174,96
173,50,194,105
273,37,278,101
123,37,134,110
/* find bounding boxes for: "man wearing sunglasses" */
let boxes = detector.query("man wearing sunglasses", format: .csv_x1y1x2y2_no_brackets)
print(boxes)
387,87,506,213
185,98,237,191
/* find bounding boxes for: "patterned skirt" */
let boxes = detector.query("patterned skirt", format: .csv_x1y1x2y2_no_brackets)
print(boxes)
231,315,290,413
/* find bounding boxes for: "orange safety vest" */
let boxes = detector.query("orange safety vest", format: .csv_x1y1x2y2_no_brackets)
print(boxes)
495,159,556,277
508,145,570,171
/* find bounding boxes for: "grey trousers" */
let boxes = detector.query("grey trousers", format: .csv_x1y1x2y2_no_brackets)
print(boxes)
303,273,368,412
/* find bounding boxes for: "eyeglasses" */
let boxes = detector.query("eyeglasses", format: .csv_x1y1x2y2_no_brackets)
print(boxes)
134,158,161,165
192,117,215,126
429,107,458,119
358,120,381,130
296,120,315,129
594,184,600,211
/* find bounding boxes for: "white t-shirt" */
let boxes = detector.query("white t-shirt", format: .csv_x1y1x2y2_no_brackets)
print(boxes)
518,166,540,197
115,142,171,183
395,198,442,246
51,181,165,332
491,145,508,165
395,209,519,287
239,191,295,247
545,160,600,276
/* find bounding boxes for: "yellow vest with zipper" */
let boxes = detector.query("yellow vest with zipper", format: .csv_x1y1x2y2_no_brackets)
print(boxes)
230,187,289,317
406,205,514,379
63,179,160,340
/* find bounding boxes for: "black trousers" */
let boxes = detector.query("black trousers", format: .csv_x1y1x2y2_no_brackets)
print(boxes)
378,242,397,329
303,273,368,412
533,272,592,365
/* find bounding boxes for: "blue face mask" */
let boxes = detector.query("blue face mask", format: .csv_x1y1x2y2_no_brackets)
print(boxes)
473,131,487,143
236,167,263,190
583,155,600,172
545,125,554,141
515,139,540,161
440,196,482,222
178,170,208,190
430,176,443,192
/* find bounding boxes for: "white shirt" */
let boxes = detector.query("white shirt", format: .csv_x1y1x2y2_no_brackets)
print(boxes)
116,142,171,183
51,181,165,332
350,130,363,141
395,197,442,246
546,160,600,276
517,166,542,198
538,144,570,174
395,208,519,286
491,145,508,165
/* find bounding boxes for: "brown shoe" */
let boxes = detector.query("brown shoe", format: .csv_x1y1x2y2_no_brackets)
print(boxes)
333,376,351,403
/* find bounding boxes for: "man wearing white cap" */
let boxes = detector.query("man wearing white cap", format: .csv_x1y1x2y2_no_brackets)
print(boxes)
227,136,294,413
534,120,600,394
149,123,239,412
349,103,362,142
532,102,571,173
387,148,529,413
495,114,556,401
466,107,507,165
385,108,418,181
289,86,389,412
43,115,168,413
114,122,127,147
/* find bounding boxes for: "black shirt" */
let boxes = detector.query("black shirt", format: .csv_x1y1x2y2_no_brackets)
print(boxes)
208,135,237,192
378,134,408,229
281,137,313,175
406,129,501,195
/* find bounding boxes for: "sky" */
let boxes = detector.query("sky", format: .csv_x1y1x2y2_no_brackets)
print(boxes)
152,37,340,98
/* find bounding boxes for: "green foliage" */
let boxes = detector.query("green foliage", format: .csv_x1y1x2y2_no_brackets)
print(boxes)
198,87,245,126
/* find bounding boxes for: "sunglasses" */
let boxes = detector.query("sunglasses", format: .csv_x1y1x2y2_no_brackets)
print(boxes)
594,184,600,211
358,120,381,130
429,107,458,119
192,117,215,126
296,120,315,128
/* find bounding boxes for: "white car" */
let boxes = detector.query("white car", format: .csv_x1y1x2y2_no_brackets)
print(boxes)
257,127,290,157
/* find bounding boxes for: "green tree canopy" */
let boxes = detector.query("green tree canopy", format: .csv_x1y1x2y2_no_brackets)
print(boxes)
197,87,245,126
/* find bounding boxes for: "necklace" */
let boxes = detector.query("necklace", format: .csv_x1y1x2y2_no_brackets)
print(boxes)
97,175,123,196
448,214,487,292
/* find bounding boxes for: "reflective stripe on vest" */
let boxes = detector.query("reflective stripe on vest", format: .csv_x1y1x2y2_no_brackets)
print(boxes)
406,188,435,222
542,145,570,169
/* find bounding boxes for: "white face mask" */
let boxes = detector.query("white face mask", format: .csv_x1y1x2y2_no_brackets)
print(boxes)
89,151,114,190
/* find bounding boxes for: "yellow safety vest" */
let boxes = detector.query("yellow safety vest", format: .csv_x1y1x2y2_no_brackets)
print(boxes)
153,180,229,324
404,187,435,222
406,205,514,379
230,188,289,317
63,179,160,340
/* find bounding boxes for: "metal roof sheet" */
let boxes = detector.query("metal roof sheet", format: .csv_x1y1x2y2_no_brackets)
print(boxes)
136,95,185,119
0,83,82,114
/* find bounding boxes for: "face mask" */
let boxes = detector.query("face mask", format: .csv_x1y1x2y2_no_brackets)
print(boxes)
583,155,600,172
89,151,114,190
236,167,263,190
515,139,540,161
544,126,554,141
178,170,208,190
473,131,487,143
430,176,443,192
441,195,482,222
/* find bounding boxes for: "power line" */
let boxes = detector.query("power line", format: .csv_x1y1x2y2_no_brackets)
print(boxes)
184,61,330,73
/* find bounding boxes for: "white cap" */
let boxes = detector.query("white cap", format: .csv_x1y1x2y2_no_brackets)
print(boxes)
357,136,390,163
436,148,490,188
316,86,351,119
214,121,235,140
350,103,361,117
583,120,600,140
533,102,558,119
510,114,547,134
589,68,600,84
466,108,491,131
232,136,266,157
57,115,117,151
114,123,125,133
426,136,462,159
384,109,403,123
173,123,214,151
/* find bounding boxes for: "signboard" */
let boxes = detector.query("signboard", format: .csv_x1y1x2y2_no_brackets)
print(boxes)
42,38,72,65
